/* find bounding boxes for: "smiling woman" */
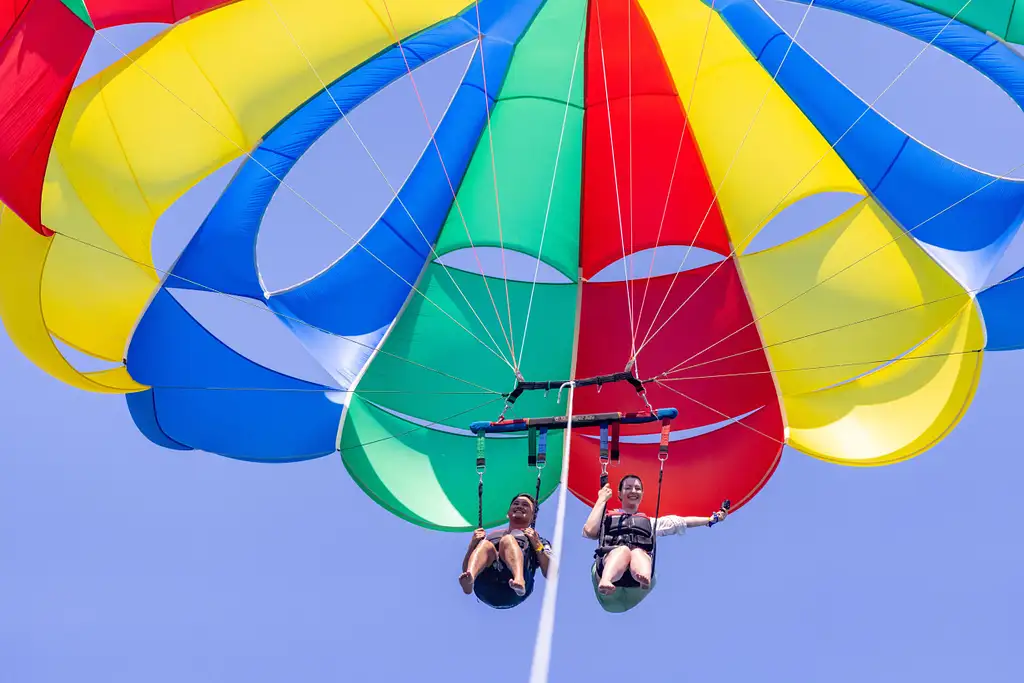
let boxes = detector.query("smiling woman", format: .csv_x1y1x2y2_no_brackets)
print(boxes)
1,0,1024,576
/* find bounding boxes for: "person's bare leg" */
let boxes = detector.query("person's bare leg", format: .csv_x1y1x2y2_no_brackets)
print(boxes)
498,535,526,596
597,546,632,595
459,541,497,594
629,548,652,589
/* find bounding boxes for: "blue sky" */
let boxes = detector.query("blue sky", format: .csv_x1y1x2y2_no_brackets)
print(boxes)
2,2,1024,681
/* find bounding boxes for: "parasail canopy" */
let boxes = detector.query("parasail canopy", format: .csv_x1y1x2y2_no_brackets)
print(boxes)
1,0,1023,530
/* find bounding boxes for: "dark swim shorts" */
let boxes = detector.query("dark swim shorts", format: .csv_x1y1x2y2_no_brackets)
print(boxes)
474,551,535,609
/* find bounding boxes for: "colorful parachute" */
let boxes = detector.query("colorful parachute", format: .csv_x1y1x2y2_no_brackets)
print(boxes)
2,0,1023,530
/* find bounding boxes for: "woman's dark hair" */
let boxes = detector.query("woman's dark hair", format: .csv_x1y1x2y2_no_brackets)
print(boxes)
509,493,538,520
618,474,643,492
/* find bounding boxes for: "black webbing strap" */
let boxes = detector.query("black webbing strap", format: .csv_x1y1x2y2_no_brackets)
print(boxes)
611,422,620,464
528,427,538,467
476,432,486,529
599,423,610,487
649,417,671,579
502,370,646,406
531,428,547,529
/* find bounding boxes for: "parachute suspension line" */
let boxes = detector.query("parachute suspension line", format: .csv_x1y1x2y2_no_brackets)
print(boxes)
622,0,630,339
472,1,519,375
594,0,640,361
89,31,517,375
656,343,984,385
263,0,517,374
528,382,575,683
347,396,506,453
378,0,519,367
47,228,502,398
656,380,783,447
656,272,1014,380
632,0,718,349
634,0,819,358
518,14,587,371
634,0,977,358
652,173,1000,378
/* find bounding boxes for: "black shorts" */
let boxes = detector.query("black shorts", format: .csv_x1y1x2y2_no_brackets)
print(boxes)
474,563,534,609
473,531,537,609
594,546,650,589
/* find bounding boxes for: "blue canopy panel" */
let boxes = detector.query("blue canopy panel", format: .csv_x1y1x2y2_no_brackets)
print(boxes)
716,0,1024,291
125,390,194,451
978,265,1024,350
167,12,484,300
144,387,344,463
265,0,543,386
268,0,542,336
126,289,331,392
123,289,343,460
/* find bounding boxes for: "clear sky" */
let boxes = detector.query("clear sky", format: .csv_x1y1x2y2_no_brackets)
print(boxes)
2,2,1024,682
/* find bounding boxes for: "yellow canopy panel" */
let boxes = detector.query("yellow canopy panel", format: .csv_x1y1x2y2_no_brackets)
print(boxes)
784,302,984,466
637,0,865,252
736,198,971,396
49,0,469,272
0,205,145,393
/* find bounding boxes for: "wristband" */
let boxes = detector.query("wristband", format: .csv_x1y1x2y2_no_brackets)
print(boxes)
533,544,544,553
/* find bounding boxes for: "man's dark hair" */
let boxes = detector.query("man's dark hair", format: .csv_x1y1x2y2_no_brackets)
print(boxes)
618,474,643,493
509,493,538,521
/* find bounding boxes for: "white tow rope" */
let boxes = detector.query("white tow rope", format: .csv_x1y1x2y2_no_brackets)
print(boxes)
528,382,575,683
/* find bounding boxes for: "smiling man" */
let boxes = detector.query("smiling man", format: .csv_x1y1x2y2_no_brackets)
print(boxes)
458,493,552,609
582,474,727,612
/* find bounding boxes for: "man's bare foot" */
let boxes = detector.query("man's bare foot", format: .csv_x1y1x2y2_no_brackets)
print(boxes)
509,578,527,597
597,580,617,595
459,571,474,594
634,571,651,589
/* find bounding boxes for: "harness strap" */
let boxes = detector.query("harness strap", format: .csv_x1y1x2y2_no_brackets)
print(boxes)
610,422,620,464
531,428,547,529
599,423,610,487
649,428,668,579
528,426,538,468
476,432,486,529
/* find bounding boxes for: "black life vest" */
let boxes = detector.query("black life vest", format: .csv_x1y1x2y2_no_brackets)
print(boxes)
597,509,655,555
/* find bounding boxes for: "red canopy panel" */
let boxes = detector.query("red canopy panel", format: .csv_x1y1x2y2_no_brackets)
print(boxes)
581,0,729,279
567,403,783,516
89,0,241,28
0,0,91,235
571,257,785,514
575,259,780,430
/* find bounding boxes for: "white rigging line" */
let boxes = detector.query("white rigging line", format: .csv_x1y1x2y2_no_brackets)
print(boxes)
594,0,640,360
656,153,1024,378
378,0,521,367
635,0,977,358
634,0,820,357
517,15,587,370
264,0,517,372
633,0,717,339
472,0,520,372
93,29,516,372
